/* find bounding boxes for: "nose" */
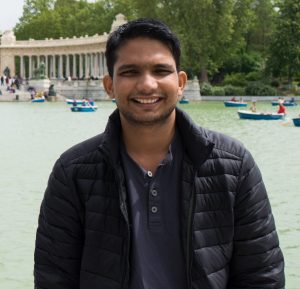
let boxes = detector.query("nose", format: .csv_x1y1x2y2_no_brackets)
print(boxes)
136,73,158,93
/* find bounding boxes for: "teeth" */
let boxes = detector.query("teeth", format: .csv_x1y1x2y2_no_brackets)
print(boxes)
135,98,159,104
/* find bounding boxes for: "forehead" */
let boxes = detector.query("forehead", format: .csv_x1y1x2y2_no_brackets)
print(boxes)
115,37,175,64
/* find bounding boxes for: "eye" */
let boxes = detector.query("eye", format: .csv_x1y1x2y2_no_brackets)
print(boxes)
154,68,174,75
119,70,138,76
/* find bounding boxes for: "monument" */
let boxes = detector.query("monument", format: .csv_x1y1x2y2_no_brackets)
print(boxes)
29,62,51,94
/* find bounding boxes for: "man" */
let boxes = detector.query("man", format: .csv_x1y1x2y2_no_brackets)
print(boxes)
34,19,285,289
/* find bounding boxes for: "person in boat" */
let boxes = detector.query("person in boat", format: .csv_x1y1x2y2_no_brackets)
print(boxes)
277,102,286,114
81,98,88,106
250,100,257,112
231,96,237,102
290,97,295,103
88,98,95,106
72,97,77,107
34,18,285,289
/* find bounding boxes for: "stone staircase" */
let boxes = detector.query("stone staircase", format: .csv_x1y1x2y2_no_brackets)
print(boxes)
0,86,31,102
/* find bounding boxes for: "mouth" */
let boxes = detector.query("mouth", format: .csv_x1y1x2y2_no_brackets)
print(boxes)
132,97,161,104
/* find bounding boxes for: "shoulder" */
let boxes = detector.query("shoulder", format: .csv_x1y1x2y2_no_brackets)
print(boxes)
58,132,105,168
203,127,247,159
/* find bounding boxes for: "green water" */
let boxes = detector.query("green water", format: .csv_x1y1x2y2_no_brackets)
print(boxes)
0,101,299,288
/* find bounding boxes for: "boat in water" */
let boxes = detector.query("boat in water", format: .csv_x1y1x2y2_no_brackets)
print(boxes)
224,101,247,107
32,98,45,103
271,101,297,107
237,110,285,120
292,118,300,127
179,98,189,104
70,105,98,112
66,98,84,105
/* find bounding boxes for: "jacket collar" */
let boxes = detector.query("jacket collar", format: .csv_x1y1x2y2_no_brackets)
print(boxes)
99,108,215,168
175,108,215,169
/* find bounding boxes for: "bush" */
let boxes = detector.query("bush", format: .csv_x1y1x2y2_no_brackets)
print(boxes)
200,82,213,96
245,71,261,82
224,85,245,96
270,79,280,87
245,82,277,96
212,86,225,96
223,73,247,86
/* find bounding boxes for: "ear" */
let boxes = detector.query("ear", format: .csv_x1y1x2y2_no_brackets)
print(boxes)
177,71,188,97
103,75,114,99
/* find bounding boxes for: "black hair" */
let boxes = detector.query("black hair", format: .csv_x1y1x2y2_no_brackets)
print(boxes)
105,18,181,77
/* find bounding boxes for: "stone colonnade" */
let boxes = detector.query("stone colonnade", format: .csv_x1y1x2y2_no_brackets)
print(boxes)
0,14,127,79
18,52,107,80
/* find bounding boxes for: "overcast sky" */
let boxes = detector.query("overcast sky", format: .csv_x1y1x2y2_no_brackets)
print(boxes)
0,0,24,32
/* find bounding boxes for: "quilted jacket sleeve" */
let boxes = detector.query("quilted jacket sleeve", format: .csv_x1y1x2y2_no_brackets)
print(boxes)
229,150,285,289
34,158,84,289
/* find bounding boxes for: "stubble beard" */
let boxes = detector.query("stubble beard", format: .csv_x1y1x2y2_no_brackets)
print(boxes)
118,104,176,127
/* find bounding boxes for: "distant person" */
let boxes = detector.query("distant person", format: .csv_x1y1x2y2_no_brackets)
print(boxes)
231,96,237,101
250,101,257,112
88,98,95,106
14,78,20,90
81,98,88,106
30,90,35,100
0,76,4,86
34,18,285,289
277,102,286,114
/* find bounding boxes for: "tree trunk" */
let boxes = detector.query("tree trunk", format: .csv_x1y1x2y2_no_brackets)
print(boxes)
199,67,208,83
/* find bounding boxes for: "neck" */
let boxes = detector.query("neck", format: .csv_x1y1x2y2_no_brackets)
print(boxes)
121,112,176,173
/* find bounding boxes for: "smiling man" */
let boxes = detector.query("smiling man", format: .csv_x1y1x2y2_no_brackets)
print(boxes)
34,19,285,289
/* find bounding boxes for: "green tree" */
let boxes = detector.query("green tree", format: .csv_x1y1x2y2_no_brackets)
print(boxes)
14,0,114,39
246,0,276,57
267,0,300,83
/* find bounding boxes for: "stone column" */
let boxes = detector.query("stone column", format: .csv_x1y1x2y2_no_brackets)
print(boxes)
20,56,24,78
103,53,107,75
45,55,48,77
90,54,94,77
49,56,53,78
53,55,56,78
90,53,95,77
59,55,63,79
29,56,32,79
37,55,40,69
85,53,89,78
79,54,83,78
72,54,76,78
66,55,70,78
99,52,104,77
94,53,98,78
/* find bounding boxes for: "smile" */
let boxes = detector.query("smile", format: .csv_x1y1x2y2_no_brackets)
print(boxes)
133,98,160,104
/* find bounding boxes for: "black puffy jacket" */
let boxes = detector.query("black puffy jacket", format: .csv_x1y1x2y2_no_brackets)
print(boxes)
34,108,285,289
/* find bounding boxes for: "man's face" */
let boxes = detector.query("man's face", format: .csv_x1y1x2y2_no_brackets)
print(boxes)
103,37,187,126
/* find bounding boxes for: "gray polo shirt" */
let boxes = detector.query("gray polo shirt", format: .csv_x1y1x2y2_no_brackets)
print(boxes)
120,131,187,289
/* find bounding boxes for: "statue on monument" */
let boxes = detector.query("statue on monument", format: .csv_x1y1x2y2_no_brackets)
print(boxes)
33,62,46,80
48,84,56,97
3,66,10,78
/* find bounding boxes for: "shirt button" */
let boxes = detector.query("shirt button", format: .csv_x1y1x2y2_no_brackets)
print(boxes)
151,189,158,197
151,206,158,213
147,171,153,177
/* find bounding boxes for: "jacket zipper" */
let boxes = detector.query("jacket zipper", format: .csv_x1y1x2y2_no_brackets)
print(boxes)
99,146,131,289
117,167,131,289
186,171,196,289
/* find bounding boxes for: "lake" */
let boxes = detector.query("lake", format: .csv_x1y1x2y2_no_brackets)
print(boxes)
0,100,299,288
